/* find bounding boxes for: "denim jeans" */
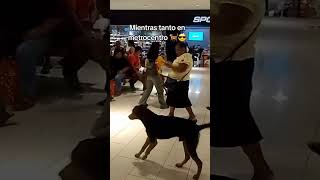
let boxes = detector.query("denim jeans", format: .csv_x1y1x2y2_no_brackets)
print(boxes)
114,73,125,93
16,38,50,97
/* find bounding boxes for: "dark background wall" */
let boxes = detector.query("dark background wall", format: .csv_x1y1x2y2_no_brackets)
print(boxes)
110,10,210,26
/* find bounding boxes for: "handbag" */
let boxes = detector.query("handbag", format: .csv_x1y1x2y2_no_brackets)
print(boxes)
164,68,191,91
0,58,20,105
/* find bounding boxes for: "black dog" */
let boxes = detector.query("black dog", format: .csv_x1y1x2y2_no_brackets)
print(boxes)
128,105,210,180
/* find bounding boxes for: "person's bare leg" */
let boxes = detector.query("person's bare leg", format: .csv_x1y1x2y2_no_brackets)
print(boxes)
242,143,274,180
186,107,196,121
169,106,175,117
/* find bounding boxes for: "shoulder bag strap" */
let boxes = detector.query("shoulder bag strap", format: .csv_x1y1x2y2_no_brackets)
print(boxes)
222,20,262,62
180,67,192,81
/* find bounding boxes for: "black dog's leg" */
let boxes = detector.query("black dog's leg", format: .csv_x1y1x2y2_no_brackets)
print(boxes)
190,153,202,180
186,142,203,180
141,139,158,160
176,141,190,168
135,137,150,158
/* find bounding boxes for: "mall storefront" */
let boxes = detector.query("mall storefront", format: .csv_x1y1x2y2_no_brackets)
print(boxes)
110,10,210,67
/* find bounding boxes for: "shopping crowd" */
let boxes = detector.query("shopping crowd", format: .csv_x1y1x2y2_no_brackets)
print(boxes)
108,38,198,121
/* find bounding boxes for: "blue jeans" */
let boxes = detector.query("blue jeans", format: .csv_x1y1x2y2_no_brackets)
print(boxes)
115,73,125,93
16,38,50,97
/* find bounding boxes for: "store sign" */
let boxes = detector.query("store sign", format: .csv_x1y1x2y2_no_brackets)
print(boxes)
193,16,210,23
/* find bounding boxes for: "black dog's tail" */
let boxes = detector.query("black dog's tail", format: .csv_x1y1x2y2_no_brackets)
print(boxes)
197,123,211,131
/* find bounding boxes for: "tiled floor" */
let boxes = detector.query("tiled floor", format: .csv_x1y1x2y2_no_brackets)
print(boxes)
110,67,211,180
